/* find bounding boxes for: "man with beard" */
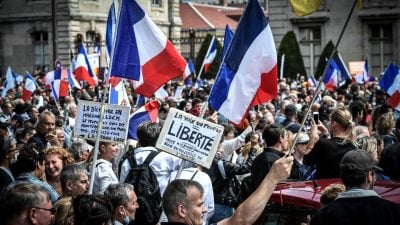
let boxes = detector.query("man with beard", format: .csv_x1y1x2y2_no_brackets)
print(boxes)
311,149,400,225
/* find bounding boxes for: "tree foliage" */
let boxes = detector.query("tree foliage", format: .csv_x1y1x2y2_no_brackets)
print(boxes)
195,33,222,80
277,31,307,80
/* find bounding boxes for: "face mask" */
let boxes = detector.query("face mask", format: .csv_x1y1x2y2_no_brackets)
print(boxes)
122,209,130,225
10,153,18,164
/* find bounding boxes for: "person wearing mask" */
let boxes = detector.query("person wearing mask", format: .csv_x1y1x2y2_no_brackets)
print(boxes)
104,183,140,225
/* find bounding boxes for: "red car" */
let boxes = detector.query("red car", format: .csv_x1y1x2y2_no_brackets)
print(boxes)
255,179,400,225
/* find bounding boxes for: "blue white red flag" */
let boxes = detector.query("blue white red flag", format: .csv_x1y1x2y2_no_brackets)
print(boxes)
67,69,81,89
45,69,69,99
337,53,351,82
128,100,159,140
203,36,217,73
1,66,16,98
308,75,317,87
221,25,233,62
183,59,195,79
208,0,278,124
74,44,97,86
110,0,186,97
380,63,400,108
183,59,195,86
22,72,38,101
355,58,372,84
323,59,341,91
109,77,130,106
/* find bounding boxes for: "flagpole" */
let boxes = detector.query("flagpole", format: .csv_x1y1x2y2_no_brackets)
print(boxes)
88,0,121,194
196,36,215,82
287,0,358,156
280,54,285,80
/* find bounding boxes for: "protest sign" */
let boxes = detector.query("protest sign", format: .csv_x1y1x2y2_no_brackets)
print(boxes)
156,108,224,168
74,100,130,144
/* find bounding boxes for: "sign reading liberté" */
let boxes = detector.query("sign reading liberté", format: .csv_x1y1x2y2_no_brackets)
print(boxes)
156,108,224,168
74,100,131,144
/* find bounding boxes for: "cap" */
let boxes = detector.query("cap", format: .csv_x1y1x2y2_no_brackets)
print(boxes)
296,132,309,144
340,149,382,175
284,104,297,116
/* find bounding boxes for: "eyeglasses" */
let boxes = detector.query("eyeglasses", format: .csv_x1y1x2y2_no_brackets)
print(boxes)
32,206,56,215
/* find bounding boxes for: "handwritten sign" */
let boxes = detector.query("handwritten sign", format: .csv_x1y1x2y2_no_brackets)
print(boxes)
74,100,130,144
156,108,224,168
349,61,365,75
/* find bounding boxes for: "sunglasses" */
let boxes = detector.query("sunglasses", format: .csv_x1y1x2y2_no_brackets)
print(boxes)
33,206,56,215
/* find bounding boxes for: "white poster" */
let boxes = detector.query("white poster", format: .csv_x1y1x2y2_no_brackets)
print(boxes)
156,108,224,168
75,100,130,144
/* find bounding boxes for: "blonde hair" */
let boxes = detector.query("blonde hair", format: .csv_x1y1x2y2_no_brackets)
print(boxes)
53,197,74,225
45,146,75,165
330,107,354,141
376,112,394,135
355,136,379,164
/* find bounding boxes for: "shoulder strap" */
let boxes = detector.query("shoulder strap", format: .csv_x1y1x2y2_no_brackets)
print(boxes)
217,160,226,179
284,121,294,129
143,151,160,165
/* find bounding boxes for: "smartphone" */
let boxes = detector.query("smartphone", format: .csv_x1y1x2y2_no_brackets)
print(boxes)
313,112,319,123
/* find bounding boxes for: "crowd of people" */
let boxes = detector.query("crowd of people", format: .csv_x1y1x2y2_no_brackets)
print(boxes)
0,71,400,225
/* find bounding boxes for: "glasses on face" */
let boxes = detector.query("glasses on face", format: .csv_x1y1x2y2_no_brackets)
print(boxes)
33,206,56,215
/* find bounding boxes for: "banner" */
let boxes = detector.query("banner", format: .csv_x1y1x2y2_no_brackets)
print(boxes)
74,100,130,143
156,108,224,168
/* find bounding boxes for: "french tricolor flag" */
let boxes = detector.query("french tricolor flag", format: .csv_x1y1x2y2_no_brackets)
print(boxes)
308,75,317,87
183,59,195,86
44,69,69,99
49,71,69,101
380,63,400,108
110,0,186,97
208,0,278,124
74,44,97,87
203,36,217,73
109,77,130,106
128,100,159,140
323,59,341,91
22,72,38,101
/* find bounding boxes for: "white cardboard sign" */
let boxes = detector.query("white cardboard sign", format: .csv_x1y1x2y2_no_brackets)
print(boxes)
156,108,224,168
74,100,131,144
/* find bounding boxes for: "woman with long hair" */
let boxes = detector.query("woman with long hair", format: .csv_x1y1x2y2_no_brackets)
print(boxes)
304,107,357,179
45,146,75,195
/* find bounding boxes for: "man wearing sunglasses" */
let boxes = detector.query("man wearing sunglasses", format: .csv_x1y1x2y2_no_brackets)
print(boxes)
0,182,55,225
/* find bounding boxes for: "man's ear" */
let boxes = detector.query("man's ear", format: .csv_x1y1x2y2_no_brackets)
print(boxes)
29,208,39,225
177,204,186,218
66,181,73,192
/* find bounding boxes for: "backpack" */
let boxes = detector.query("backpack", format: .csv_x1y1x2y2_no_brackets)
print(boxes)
125,151,161,225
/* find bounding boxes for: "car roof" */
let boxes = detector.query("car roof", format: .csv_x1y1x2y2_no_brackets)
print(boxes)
269,179,400,209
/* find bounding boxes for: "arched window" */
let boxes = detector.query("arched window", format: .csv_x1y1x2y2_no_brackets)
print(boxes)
31,30,49,70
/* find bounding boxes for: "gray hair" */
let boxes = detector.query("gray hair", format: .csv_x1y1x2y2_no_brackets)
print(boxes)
0,182,50,221
35,110,55,129
104,183,135,208
69,138,89,160
60,164,88,193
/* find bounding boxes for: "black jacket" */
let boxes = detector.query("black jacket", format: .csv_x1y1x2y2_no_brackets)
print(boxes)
205,148,257,207
251,147,285,191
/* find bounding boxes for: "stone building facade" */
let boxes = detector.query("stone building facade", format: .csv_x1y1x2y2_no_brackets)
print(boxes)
268,0,400,77
0,0,182,75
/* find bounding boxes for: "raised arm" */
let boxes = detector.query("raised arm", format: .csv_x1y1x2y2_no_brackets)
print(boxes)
218,156,294,225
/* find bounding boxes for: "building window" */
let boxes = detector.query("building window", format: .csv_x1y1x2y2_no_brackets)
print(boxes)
31,31,49,70
299,26,321,76
369,23,393,75
152,0,161,7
